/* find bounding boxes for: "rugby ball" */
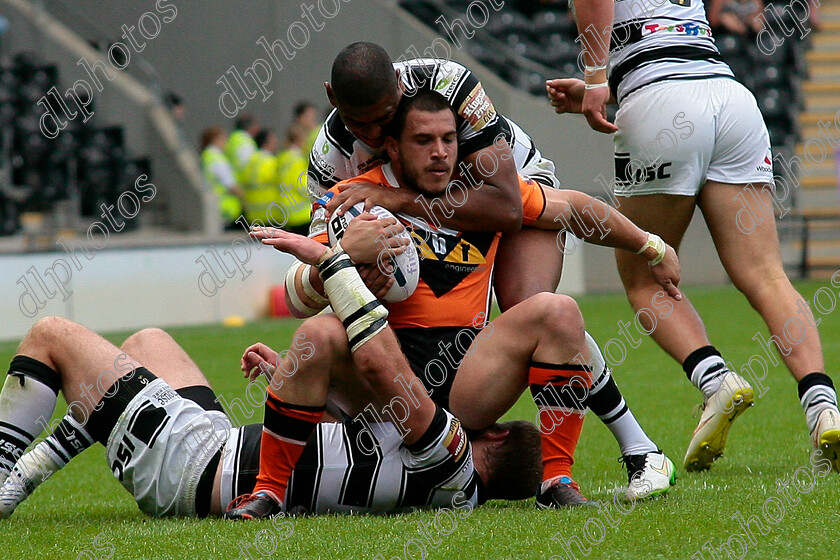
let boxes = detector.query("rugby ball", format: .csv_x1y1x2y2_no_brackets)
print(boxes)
327,203,419,303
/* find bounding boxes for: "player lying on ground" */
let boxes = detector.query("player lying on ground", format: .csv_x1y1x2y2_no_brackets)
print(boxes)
240,89,679,514
546,0,840,472
225,224,542,518
307,44,683,505
0,316,540,518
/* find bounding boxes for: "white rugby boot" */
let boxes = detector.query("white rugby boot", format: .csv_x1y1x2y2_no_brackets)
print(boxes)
621,450,676,500
684,371,754,472
811,407,840,473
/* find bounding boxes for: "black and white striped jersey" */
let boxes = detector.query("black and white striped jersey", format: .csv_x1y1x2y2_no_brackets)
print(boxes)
284,413,481,515
307,58,541,200
608,0,734,103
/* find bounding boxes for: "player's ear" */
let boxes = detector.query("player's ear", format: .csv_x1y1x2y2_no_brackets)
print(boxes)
384,135,399,161
484,427,510,443
325,82,336,107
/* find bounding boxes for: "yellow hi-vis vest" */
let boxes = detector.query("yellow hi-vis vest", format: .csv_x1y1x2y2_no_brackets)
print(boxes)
225,130,256,184
275,148,311,228
201,146,241,223
243,149,281,224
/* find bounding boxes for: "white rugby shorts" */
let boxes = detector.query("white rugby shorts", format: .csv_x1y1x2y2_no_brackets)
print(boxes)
613,77,774,197
105,378,231,517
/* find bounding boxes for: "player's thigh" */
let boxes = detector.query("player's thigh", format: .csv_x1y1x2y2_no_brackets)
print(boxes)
495,228,563,311
613,194,697,289
121,328,210,390
451,293,578,427
698,180,786,290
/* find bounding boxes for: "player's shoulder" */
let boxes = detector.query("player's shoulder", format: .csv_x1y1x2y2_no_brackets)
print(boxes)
314,109,356,161
396,58,476,101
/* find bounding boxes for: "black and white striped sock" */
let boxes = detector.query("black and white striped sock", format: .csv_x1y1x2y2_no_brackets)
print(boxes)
0,357,62,480
582,332,657,456
3,413,94,499
799,373,839,434
683,346,730,399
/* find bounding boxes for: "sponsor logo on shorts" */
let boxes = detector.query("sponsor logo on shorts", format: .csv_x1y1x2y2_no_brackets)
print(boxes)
615,153,673,186
756,155,773,173
152,387,177,406
458,84,496,131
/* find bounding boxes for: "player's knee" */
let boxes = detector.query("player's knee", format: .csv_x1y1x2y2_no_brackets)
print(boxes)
296,314,347,356
26,316,75,346
731,269,788,304
532,293,584,329
121,328,172,354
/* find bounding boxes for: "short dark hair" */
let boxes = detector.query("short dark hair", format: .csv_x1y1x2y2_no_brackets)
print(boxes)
254,128,274,149
294,101,316,118
235,113,257,131
331,42,397,107
385,88,455,140
482,420,543,501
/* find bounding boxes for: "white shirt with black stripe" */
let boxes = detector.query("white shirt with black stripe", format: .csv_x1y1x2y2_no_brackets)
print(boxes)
609,0,734,103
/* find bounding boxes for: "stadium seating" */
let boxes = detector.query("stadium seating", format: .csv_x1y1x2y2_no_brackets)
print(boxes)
0,52,149,236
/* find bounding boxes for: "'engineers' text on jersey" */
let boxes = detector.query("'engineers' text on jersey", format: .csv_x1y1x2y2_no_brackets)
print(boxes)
609,0,734,102
308,58,542,199
311,164,499,330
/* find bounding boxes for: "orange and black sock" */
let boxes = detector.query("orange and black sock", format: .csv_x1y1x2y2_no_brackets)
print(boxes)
253,389,324,501
529,361,592,482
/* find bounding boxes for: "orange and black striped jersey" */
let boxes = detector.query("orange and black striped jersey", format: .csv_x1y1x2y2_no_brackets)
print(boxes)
311,164,499,330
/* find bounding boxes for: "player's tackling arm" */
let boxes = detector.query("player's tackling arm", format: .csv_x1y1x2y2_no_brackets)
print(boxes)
326,141,522,234
531,188,682,299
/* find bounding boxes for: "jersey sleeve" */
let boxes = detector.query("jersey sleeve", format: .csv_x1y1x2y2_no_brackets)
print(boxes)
307,110,359,201
431,61,506,158
308,126,340,200
399,407,474,493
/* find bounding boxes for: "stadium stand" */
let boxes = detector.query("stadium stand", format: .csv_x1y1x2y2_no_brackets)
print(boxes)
0,51,153,238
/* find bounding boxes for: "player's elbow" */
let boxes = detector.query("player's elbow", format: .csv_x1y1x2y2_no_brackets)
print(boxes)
498,204,523,234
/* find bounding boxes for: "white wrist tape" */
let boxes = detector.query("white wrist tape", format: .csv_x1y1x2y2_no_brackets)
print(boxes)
285,261,322,316
637,233,666,266
317,251,388,352
301,264,329,306
584,82,609,90
584,64,607,73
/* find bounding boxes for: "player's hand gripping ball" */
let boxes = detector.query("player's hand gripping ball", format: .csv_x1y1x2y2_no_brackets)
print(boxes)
328,203,419,302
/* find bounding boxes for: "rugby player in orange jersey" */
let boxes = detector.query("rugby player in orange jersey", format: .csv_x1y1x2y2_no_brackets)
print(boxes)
307,43,683,503
231,90,681,518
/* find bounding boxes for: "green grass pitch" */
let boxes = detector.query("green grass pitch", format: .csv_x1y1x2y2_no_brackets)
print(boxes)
1,280,839,560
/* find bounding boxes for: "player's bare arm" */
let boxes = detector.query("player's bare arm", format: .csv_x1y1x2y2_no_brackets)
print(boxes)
568,0,618,133
530,188,682,299
326,141,522,234
251,217,407,318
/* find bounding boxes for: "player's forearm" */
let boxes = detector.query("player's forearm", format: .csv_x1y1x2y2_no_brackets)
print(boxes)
284,259,329,318
398,182,522,234
573,0,614,64
535,189,648,253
